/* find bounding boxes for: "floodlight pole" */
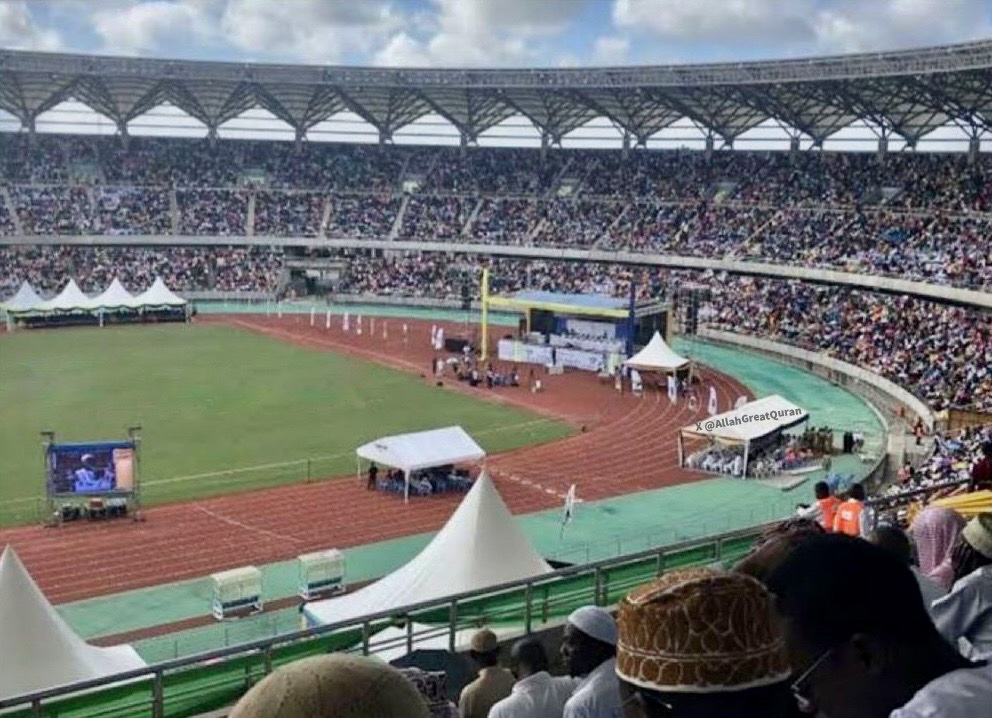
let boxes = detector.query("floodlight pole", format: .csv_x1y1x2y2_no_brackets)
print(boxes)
480,267,490,361
128,426,144,521
40,431,56,527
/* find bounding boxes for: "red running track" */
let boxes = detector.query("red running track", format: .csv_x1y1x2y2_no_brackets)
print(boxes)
0,315,750,604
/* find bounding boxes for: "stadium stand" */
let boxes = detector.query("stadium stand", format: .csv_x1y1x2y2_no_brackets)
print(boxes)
3,39,992,718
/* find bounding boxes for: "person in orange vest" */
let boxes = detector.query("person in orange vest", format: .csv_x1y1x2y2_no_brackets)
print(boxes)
796,481,842,532
834,483,873,537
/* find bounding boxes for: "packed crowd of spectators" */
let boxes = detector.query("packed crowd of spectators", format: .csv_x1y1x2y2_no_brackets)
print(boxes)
324,251,992,412
0,245,282,295
3,134,992,289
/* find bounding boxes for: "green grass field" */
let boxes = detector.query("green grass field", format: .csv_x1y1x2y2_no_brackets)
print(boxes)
0,324,571,525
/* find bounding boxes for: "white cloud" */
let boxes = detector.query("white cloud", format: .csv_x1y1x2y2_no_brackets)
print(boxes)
90,0,213,56
813,0,992,54
611,0,992,55
374,0,591,68
592,35,630,65
0,0,62,51
612,0,813,47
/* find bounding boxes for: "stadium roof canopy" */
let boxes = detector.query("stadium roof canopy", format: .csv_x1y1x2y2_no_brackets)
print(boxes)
1,41,992,147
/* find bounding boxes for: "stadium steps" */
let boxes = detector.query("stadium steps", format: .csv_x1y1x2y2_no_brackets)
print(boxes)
527,216,548,244
389,194,410,239
246,192,256,237
319,197,333,238
593,202,631,248
0,186,23,234
461,197,484,236
169,189,179,234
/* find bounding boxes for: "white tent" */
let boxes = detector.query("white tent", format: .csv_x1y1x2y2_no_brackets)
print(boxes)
678,394,809,473
624,331,690,373
90,278,141,310
38,279,97,313
303,473,552,627
133,277,187,308
0,546,146,702
0,281,45,313
356,426,486,502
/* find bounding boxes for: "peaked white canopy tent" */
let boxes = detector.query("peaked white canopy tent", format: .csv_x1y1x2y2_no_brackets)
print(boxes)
132,277,189,308
356,426,486,502
303,473,552,627
678,395,809,475
624,331,691,373
0,281,44,313
1,277,189,329
0,546,146,702
39,278,96,313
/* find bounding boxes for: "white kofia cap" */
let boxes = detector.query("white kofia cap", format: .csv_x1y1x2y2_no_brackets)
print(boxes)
568,606,617,646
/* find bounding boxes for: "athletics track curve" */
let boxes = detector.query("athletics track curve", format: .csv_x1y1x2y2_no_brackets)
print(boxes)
0,315,751,604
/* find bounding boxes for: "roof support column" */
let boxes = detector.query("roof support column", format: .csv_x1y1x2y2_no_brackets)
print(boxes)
294,127,305,151
704,135,715,160
378,129,393,146
969,137,981,165
789,136,800,155
207,126,218,147
877,136,888,163
540,131,550,163
622,131,631,158
117,120,130,151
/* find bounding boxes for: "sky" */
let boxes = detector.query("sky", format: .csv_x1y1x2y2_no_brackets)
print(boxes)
3,0,991,68
1,0,990,149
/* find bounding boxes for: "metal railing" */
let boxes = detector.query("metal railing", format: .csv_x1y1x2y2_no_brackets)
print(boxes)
0,522,772,718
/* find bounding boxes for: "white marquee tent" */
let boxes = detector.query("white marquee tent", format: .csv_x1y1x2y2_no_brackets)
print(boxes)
303,473,552,627
0,277,187,319
678,394,809,473
0,546,147,702
39,278,96,313
0,281,44,313
132,277,189,308
90,278,142,310
356,426,486,502
624,331,691,373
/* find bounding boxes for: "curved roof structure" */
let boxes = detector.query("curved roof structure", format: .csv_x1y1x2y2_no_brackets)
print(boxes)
2,41,991,146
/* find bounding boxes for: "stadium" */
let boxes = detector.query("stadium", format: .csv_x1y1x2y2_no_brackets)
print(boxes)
1,24,991,718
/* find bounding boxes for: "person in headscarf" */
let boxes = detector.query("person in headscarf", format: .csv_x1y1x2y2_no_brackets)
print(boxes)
909,506,967,591
228,654,430,718
932,513,992,659
615,567,793,718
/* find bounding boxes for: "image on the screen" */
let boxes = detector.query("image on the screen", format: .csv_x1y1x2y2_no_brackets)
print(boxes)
48,443,135,495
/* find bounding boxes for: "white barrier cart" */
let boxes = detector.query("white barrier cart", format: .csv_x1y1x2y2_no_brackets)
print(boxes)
297,549,345,600
210,566,263,620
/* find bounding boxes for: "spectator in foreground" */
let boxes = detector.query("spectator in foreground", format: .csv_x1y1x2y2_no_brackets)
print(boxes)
560,606,622,718
910,506,967,591
932,513,992,659
867,524,947,609
833,482,871,536
970,442,992,492
766,533,991,718
489,637,580,718
735,517,825,583
796,481,842,531
228,654,430,718
615,568,793,718
458,629,514,718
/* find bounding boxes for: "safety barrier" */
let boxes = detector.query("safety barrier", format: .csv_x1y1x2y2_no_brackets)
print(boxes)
0,522,773,717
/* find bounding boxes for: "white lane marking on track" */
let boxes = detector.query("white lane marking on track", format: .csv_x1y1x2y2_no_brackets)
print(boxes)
194,504,304,544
